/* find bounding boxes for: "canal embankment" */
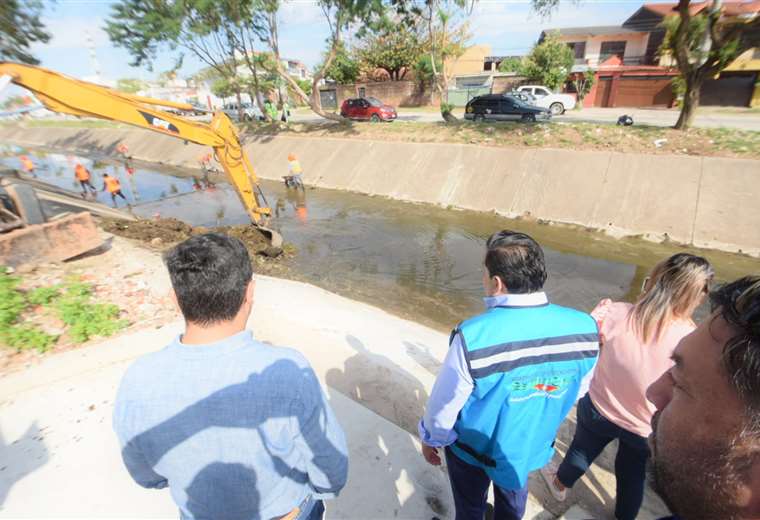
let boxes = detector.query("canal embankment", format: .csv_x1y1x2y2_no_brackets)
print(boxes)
1,125,758,257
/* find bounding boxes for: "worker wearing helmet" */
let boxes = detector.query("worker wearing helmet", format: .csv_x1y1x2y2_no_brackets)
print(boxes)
19,155,35,176
102,173,128,207
284,153,304,190
74,163,97,196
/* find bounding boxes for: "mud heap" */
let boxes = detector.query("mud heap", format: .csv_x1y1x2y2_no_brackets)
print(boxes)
100,217,282,258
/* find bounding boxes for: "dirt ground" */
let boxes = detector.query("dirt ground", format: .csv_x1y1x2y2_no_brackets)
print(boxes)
100,217,288,259
0,235,177,375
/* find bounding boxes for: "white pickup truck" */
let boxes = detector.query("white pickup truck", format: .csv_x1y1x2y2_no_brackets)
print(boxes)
516,85,576,115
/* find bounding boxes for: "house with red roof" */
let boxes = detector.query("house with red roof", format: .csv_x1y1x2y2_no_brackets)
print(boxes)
541,1,760,108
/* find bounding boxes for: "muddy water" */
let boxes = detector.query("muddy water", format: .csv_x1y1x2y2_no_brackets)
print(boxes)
3,145,758,332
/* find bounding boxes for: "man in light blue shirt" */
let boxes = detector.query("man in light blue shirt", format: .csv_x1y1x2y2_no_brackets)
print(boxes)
113,233,348,520
419,230,599,520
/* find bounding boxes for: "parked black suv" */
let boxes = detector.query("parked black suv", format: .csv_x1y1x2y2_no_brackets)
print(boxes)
464,94,551,123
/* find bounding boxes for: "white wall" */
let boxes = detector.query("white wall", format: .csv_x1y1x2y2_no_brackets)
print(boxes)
560,33,649,66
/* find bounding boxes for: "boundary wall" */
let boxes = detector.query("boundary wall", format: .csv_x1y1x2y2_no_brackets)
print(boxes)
1,125,757,256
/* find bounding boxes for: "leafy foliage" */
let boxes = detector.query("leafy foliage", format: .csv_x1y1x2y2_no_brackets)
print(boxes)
116,78,149,94
412,54,443,85
0,269,25,327
658,4,760,129
27,286,60,306
0,0,50,64
3,324,57,353
521,32,574,91
322,42,360,84
497,57,524,74
356,26,423,81
572,70,595,104
0,271,127,353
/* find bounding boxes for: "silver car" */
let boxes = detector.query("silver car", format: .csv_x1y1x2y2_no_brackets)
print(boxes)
222,102,264,122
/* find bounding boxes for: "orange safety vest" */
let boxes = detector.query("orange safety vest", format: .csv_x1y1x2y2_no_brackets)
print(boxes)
21,158,34,171
75,164,90,181
104,176,121,193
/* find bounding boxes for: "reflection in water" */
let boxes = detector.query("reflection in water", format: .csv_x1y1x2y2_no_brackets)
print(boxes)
3,145,756,332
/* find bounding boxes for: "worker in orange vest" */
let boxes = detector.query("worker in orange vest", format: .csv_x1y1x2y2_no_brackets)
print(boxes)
284,153,304,190
102,173,128,207
74,163,97,196
19,155,35,176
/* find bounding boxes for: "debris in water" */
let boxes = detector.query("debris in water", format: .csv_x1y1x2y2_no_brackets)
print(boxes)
100,217,283,258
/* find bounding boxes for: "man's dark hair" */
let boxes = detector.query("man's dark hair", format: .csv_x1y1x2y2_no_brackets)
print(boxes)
485,230,547,294
164,233,253,325
710,276,760,430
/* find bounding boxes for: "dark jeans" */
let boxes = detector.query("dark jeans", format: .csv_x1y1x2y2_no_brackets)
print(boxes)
79,180,96,193
445,446,529,520
110,190,127,205
295,498,323,520
557,394,650,520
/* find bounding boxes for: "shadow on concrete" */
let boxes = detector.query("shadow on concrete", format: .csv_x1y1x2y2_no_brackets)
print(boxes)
120,358,346,519
326,334,449,519
0,422,50,506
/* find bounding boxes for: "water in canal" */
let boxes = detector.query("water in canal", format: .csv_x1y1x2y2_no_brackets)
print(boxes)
2,145,757,331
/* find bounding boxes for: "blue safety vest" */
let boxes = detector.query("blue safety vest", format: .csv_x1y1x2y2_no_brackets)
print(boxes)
450,301,599,489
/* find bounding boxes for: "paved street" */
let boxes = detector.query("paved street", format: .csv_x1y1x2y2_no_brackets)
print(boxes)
290,106,760,131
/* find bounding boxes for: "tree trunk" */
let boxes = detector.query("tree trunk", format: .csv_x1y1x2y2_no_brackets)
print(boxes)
675,75,703,130
235,90,244,121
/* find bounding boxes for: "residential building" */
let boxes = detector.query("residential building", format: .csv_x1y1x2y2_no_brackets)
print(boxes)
543,1,760,108
447,45,493,77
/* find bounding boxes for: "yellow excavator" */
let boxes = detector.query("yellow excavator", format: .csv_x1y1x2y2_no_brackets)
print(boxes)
0,62,282,266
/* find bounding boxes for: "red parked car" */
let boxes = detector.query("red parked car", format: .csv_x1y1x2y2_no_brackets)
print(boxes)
340,97,397,122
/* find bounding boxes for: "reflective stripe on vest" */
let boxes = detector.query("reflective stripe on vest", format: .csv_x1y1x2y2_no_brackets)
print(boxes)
451,303,599,490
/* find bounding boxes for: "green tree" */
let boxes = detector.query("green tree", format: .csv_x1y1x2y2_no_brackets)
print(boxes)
497,57,523,73
660,0,760,130
412,54,442,85
357,25,423,81
397,0,470,121
116,78,148,94
322,42,360,84
106,0,250,120
571,69,595,106
0,0,50,64
521,31,574,91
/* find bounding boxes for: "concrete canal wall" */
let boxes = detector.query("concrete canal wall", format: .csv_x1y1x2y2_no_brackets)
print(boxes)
1,125,758,256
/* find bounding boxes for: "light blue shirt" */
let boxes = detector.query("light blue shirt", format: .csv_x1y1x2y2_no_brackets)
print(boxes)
113,330,348,520
418,292,550,447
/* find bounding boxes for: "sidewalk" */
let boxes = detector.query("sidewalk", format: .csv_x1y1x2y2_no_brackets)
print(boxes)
0,239,661,518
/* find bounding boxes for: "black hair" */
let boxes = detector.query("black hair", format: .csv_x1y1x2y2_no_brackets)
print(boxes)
485,230,547,294
710,276,760,428
164,233,253,325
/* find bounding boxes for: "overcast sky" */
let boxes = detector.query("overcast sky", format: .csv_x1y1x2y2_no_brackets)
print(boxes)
30,0,645,82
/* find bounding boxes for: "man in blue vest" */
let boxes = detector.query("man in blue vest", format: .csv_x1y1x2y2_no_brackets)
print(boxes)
419,230,599,519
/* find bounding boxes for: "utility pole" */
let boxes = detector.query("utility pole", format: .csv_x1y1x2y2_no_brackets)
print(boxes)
86,30,102,83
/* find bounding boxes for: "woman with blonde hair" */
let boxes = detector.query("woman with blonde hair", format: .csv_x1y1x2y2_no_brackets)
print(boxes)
541,253,714,520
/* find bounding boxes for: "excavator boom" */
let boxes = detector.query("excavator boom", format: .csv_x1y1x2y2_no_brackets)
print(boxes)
0,63,275,232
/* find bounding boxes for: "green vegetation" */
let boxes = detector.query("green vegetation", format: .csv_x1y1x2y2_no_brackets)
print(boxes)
0,269,128,354
0,0,50,64
520,31,574,91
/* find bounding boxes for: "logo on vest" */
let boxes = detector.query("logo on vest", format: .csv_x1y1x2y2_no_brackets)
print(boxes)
508,374,573,403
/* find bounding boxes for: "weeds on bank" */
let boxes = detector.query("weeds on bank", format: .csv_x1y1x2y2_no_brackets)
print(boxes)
0,268,128,353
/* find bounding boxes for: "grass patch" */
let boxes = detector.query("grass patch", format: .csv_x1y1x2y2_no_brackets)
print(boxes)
0,268,128,354
243,118,760,159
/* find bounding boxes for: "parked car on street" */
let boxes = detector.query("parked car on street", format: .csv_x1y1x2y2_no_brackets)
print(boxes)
340,97,397,122
222,102,265,122
516,85,576,115
464,94,551,123
509,90,538,106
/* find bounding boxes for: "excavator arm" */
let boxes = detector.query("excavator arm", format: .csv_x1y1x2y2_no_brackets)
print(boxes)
0,63,273,229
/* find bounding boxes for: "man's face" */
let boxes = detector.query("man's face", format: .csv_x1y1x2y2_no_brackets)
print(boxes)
647,314,748,520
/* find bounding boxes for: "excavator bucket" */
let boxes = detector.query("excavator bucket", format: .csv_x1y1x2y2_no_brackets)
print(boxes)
0,211,103,269
255,225,284,257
